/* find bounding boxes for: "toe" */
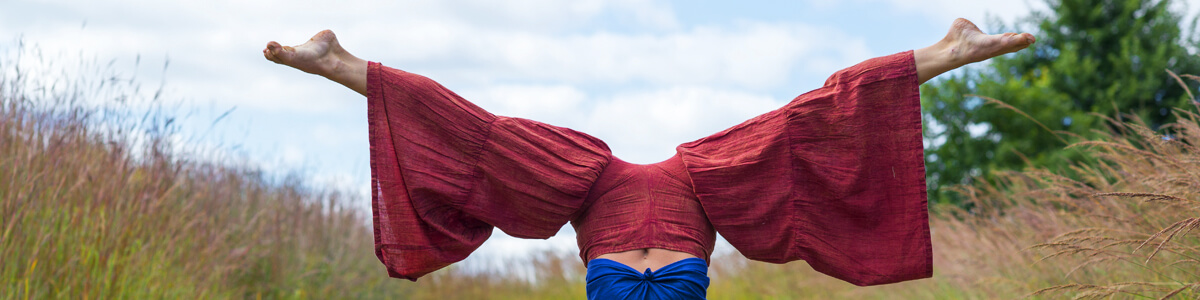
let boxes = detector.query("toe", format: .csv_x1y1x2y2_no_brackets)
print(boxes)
1007,33,1034,49
264,49,279,63
267,41,282,53
266,42,296,62
264,46,286,64
998,33,1035,54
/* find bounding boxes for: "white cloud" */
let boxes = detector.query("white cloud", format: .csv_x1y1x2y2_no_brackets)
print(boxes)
584,86,784,163
457,83,787,163
449,0,680,31
880,0,1046,28
800,0,1046,32
459,84,589,126
367,21,869,90
3,0,867,114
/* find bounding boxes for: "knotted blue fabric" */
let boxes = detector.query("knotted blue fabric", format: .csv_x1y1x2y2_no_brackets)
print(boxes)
586,258,709,300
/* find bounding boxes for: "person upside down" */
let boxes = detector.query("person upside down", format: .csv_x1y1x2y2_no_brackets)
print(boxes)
263,18,1035,300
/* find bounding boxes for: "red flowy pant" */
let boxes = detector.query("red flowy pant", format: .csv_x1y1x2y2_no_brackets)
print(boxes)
368,51,931,286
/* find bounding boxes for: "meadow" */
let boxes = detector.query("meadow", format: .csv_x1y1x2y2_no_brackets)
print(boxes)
2,47,1197,299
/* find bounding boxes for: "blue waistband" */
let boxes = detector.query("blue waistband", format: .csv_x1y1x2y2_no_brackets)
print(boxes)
586,258,709,300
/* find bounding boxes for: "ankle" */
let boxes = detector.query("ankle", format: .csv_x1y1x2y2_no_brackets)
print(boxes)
326,53,368,96
329,53,362,77
915,41,959,84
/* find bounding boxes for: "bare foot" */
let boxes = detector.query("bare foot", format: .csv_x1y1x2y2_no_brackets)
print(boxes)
942,18,1036,65
264,30,368,95
915,18,1036,83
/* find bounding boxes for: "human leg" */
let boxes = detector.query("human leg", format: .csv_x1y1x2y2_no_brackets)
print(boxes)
263,19,1030,95
263,30,368,96
914,18,1035,84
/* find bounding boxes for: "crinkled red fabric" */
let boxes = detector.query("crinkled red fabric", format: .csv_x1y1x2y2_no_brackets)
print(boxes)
571,154,717,266
367,51,931,286
677,51,931,285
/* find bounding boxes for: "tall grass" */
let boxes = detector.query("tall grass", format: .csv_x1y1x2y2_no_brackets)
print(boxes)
1014,109,1200,299
0,42,423,299
3,39,1198,299
0,41,591,299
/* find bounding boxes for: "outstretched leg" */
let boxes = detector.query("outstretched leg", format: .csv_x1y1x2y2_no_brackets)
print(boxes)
265,19,1030,95
914,18,1035,84
263,30,368,96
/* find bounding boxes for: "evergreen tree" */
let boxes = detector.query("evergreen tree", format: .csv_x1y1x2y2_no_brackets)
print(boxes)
922,0,1200,204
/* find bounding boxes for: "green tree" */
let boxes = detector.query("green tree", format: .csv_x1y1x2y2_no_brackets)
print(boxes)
922,0,1200,204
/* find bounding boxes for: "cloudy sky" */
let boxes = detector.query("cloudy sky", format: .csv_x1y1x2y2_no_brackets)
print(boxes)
6,0,1158,268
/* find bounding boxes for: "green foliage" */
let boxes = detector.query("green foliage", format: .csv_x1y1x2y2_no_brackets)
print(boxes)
922,0,1200,204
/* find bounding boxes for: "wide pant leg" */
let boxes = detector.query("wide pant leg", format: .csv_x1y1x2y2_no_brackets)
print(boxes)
677,51,931,286
367,63,612,280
